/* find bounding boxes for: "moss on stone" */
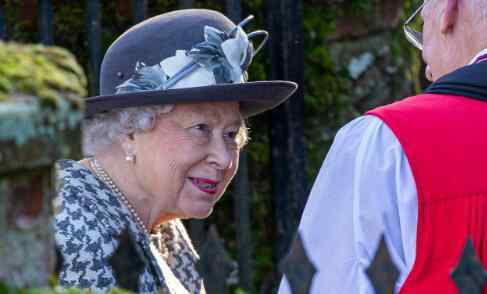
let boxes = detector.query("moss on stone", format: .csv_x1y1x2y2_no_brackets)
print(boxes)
0,42,86,147
0,42,86,109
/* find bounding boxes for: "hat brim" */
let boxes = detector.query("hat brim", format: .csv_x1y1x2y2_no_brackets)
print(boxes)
85,80,298,118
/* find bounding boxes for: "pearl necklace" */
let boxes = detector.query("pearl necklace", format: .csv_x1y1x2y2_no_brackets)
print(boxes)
89,157,150,235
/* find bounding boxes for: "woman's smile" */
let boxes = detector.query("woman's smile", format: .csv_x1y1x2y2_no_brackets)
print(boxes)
188,176,220,195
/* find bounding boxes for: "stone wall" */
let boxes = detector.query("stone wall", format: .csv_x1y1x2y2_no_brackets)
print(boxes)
0,42,85,288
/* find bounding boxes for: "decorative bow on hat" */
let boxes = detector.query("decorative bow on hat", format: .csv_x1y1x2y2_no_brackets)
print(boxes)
116,15,268,94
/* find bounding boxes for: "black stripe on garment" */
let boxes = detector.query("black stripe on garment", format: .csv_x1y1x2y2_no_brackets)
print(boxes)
425,61,487,102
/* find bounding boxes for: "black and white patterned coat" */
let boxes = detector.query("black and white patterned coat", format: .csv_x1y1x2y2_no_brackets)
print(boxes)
54,160,205,294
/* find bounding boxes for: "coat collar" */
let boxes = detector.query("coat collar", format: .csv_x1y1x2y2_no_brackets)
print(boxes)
468,48,487,65
424,57,487,102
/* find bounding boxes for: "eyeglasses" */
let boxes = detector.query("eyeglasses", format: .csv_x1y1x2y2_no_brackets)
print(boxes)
404,2,426,50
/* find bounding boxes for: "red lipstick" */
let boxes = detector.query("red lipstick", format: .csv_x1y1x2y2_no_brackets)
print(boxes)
189,177,219,195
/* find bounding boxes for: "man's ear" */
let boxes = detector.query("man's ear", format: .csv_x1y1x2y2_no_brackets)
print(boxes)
440,0,459,34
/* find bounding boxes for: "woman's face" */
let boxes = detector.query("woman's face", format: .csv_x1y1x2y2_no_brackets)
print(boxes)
132,101,244,221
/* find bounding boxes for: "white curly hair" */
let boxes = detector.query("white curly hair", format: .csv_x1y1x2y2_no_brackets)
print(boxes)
82,104,249,156
82,104,174,156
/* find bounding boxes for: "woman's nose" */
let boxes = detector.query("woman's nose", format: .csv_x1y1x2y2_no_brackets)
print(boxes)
207,138,234,170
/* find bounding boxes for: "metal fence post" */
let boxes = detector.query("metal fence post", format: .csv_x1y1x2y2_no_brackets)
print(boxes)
225,1,253,292
86,0,102,96
265,0,306,269
452,238,487,293
265,0,291,267
281,0,307,216
197,225,237,294
38,0,54,45
280,233,316,294
232,151,253,292
132,0,148,24
226,0,242,23
0,42,86,288
0,3,6,40
179,0,193,9
366,236,399,294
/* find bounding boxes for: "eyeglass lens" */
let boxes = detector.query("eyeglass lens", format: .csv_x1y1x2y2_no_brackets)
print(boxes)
404,2,425,50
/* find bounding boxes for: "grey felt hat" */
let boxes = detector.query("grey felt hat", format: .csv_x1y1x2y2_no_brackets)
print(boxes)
85,9,298,118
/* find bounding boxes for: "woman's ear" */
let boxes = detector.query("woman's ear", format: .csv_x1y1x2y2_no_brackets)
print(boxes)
441,0,459,34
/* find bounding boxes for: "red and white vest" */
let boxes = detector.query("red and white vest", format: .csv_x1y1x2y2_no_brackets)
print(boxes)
368,93,487,293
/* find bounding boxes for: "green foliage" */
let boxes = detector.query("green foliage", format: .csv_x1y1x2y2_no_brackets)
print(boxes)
348,0,376,16
233,288,249,294
0,282,133,294
301,5,351,176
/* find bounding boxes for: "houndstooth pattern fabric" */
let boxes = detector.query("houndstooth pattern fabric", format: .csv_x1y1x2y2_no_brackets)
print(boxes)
54,159,206,294
152,221,204,293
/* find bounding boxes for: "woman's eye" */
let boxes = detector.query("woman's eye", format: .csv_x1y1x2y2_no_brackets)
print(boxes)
224,130,242,148
193,123,210,133
226,131,238,139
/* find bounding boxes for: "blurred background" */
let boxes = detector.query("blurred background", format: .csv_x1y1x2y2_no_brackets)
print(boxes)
0,0,426,293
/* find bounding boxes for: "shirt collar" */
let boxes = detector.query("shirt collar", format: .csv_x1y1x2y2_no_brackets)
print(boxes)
468,48,487,65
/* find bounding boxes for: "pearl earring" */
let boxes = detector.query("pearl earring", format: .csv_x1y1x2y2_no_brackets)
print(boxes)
125,153,136,163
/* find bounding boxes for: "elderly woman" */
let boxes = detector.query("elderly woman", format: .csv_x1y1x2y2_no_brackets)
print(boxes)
54,8,296,294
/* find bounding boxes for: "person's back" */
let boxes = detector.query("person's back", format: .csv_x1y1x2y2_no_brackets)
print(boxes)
279,0,487,293
370,87,487,292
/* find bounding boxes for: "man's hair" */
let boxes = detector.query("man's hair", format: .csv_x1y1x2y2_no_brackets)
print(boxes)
471,0,487,25
428,0,487,32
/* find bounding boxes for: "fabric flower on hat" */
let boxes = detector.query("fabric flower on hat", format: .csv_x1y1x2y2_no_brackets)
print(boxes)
160,50,216,89
188,25,253,84
116,62,169,93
